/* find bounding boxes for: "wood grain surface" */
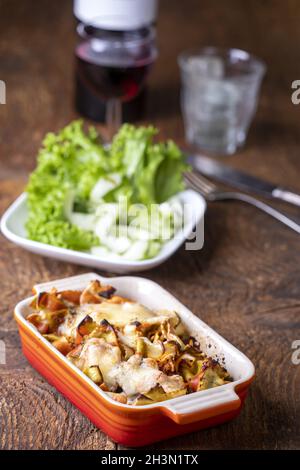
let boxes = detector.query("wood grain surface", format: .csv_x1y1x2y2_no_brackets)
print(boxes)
0,0,300,450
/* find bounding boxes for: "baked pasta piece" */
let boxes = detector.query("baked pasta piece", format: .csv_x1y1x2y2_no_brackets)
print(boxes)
27,280,232,405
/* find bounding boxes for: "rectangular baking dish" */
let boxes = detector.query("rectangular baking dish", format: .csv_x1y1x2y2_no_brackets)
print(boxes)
14,272,255,447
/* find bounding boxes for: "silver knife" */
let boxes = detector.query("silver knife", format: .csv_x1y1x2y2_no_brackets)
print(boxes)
188,154,300,207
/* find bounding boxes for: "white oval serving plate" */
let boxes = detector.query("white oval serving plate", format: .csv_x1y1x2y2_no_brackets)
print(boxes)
1,190,206,273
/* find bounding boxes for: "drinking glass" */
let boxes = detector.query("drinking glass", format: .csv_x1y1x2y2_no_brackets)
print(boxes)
76,22,158,137
178,47,266,155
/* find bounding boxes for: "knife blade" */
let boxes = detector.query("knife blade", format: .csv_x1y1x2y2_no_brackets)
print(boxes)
187,154,300,207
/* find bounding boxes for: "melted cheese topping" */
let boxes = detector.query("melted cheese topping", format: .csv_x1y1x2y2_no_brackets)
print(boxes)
58,298,184,397
75,338,121,389
109,355,159,396
92,301,154,325
58,301,178,340
109,354,185,397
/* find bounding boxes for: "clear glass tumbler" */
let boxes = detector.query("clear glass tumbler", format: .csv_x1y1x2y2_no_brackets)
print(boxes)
178,47,266,155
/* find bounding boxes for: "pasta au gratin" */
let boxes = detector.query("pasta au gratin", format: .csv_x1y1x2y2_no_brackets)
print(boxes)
26,280,232,405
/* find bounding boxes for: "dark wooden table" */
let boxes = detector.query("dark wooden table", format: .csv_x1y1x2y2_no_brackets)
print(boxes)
1,0,300,450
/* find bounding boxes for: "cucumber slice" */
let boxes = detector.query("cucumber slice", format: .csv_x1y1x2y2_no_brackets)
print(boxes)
94,208,118,237
122,240,149,260
127,226,154,241
90,173,122,202
68,212,96,231
90,246,121,260
101,234,131,254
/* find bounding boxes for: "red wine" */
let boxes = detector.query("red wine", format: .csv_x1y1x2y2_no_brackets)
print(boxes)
75,74,147,123
76,55,151,102
74,26,157,121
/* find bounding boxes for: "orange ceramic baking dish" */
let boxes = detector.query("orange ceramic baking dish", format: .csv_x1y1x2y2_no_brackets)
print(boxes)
14,273,255,447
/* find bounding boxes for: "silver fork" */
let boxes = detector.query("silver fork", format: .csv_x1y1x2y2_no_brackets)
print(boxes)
184,171,300,235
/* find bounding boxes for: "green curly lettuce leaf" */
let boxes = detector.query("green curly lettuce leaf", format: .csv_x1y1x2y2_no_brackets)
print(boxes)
26,120,188,253
109,124,188,205
26,120,106,249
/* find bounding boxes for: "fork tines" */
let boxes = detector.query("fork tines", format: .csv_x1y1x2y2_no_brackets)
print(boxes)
184,171,216,196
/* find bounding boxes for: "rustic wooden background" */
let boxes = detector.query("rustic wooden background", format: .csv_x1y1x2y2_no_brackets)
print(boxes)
1,0,300,450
